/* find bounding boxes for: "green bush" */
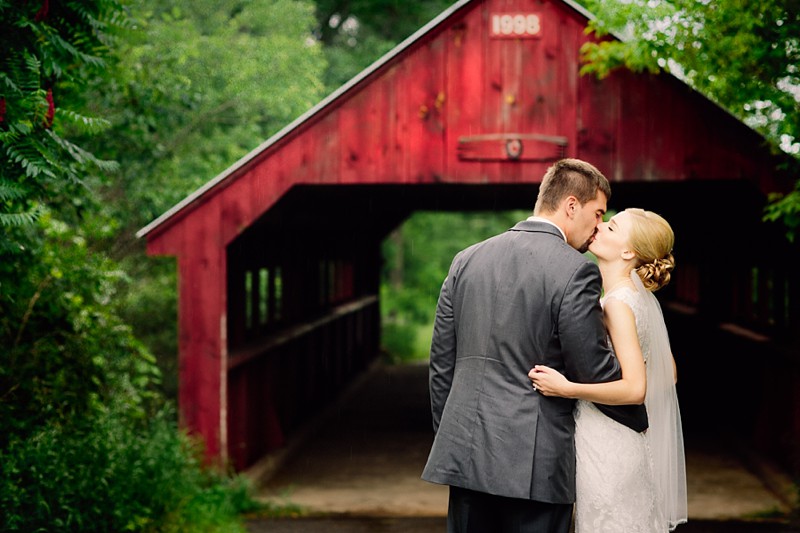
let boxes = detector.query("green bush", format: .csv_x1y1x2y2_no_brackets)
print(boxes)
0,215,161,445
0,407,258,533
381,322,418,363
116,256,180,401
0,215,262,531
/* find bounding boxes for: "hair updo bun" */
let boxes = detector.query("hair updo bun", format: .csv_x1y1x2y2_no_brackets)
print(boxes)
635,253,675,292
624,208,676,292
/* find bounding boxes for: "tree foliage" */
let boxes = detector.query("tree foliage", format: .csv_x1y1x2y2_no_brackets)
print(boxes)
1,406,260,532
578,0,800,239
0,0,125,244
0,2,300,527
0,215,160,448
313,0,452,89
83,0,328,252
74,0,328,398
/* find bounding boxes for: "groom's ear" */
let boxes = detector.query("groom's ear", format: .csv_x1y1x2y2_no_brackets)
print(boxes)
564,196,578,219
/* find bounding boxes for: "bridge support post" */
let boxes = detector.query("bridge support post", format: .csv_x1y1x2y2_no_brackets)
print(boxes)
176,228,227,464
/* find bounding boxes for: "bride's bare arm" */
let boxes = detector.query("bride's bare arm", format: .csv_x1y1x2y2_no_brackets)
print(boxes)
529,298,646,405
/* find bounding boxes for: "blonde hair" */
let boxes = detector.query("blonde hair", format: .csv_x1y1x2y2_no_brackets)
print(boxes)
625,208,675,292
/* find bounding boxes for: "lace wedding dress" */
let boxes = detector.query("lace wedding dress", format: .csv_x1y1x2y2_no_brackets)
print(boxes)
574,280,687,532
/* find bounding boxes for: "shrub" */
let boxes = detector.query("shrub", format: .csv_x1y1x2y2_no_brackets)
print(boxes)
0,215,161,446
0,215,264,531
0,407,258,532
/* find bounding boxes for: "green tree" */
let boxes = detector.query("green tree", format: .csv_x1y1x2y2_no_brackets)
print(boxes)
73,0,328,396
313,0,452,89
0,0,124,246
0,2,268,528
86,0,328,253
0,0,154,443
0,215,159,445
577,0,800,239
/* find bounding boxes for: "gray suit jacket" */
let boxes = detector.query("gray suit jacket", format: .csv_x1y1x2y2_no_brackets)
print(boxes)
421,220,647,504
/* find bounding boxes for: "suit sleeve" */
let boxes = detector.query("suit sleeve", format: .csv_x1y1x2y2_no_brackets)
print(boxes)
558,261,621,384
429,264,458,433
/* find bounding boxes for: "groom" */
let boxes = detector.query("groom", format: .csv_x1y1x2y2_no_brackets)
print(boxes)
421,159,648,532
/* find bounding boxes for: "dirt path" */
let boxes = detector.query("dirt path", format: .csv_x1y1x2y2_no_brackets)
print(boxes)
251,362,794,524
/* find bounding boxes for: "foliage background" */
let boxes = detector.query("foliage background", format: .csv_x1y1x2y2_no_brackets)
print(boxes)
579,0,800,239
1,0,326,529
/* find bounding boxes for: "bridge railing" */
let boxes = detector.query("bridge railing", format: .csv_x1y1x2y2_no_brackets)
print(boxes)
226,295,380,470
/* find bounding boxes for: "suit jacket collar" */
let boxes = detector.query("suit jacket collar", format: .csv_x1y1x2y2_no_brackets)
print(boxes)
509,219,566,242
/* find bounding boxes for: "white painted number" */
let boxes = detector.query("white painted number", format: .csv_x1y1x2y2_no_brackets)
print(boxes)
491,13,541,37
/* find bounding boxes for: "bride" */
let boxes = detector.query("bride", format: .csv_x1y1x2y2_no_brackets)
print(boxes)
529,208,688,532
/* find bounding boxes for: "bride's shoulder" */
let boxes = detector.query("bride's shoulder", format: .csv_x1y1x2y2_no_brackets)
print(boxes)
601,286,637,306
601,294,634,316
602,287,645,317
603,288,647,328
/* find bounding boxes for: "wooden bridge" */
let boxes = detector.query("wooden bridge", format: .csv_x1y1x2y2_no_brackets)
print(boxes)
137,0,800,476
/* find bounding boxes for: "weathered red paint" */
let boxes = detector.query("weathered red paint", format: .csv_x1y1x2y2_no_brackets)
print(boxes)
139,0,793,467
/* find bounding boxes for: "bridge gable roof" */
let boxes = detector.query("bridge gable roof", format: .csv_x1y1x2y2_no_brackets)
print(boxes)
138,0,783,252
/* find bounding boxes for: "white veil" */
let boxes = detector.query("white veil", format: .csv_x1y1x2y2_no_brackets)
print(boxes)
631,270,688,530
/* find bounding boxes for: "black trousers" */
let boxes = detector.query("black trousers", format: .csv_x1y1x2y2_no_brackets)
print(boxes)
447,486,573,533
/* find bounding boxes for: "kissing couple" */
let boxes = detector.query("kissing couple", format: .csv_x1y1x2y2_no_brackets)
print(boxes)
422,158,688,532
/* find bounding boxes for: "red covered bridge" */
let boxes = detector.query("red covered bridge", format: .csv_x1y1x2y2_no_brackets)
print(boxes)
138,0,799,474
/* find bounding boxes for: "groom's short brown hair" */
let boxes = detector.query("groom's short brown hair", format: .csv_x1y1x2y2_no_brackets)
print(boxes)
533,159,611,215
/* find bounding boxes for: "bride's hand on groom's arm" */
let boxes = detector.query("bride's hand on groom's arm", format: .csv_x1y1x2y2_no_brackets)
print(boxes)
528,365,575,398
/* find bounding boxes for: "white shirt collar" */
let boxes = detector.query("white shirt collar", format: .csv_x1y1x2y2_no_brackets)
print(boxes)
527,216,566,241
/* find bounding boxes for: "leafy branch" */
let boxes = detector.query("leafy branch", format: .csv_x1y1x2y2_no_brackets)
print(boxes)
0,0,128,242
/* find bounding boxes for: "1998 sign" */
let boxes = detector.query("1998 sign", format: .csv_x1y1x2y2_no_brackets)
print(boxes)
490,13,542,38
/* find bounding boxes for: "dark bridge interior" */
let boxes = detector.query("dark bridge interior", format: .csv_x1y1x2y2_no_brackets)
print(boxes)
224,180,799,475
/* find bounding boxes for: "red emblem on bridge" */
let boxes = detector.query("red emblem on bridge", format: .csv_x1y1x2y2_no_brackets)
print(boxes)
505,138,523,159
